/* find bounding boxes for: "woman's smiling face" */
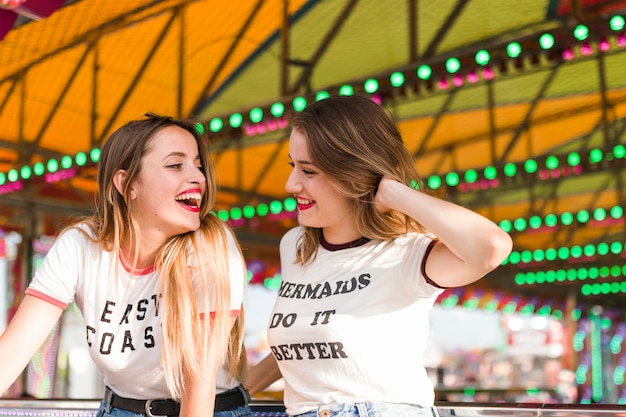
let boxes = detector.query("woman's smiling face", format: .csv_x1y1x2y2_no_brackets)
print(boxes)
127,125,206,240
285,128,360,244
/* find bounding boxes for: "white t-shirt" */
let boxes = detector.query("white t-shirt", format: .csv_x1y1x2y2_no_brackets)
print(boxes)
26,224,245,399
267,227,444,416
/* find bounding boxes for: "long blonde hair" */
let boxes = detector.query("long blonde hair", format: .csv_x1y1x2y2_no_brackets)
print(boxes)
72,113,246,398
156,216,247,399
290,95,427,265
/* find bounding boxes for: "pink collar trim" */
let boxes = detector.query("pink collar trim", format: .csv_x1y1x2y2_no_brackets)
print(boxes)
119,250,155,275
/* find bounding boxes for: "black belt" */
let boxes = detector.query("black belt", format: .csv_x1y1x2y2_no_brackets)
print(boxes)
105,385,250,416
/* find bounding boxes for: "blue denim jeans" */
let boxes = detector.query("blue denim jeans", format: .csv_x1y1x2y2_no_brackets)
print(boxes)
293,402,439,417
95,400,253,417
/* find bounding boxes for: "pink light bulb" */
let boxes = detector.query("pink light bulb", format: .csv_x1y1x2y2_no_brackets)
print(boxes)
598,37,610,51
562,47,574,60
437,77,450,90
580,42,593,55
466,70,479,83
452,74,464,87
617,34,626,47
482,66,494,80
255,123,267,134
245,125,256,136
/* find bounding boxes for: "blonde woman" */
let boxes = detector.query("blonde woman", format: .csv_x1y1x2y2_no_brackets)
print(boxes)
0,114,251,417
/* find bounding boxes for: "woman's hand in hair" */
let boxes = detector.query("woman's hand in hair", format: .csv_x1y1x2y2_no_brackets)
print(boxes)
373,175,404,214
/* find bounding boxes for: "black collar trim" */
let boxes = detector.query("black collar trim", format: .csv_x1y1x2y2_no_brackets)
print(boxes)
320,235,371,251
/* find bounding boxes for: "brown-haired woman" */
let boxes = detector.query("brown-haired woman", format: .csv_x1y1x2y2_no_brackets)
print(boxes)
246,95,513,417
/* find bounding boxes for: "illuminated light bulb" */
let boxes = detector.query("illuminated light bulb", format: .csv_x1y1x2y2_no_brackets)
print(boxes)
551,169,560,178
445,57,461,74
266,119,277,131
452,74,464,87
437,77,450,90
539,170,549,180
580,42,593,55
562,47,575,60
617,34,626,47
466,70,479,83
255,123,267,134
278,118,288,128
598,37,610,51
245,125,256,136
482,66,494,80
370,94,382,105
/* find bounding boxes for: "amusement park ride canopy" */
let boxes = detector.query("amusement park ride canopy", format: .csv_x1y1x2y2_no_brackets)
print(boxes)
1,0,626,312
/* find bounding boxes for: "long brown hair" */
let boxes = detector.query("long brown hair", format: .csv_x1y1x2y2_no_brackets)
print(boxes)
290,95,426,264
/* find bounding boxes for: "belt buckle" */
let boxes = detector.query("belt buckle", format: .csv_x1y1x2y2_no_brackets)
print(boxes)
145,399,167,417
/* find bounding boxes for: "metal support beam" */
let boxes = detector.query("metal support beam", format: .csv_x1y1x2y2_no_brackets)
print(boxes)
408,0,418,62
280,0,290,97
190,0,264,115
29,44,92,151
96,9,180,144
412,90,457,159
422,0,469,59
288,0,360,95
497,64,561,164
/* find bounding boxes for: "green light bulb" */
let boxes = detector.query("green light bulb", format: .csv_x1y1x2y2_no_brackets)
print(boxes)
539,33,555,49
339,85,354,96
249,107,263,123
257,203,269,217
464,169,478,183
229,113,243,128
475,50,490,66
524,159,538,173
507,42,522,58
61,155,72,169
316,91,330,101
445,57,461,74
33,162,45,176
417,65,432,80
47,159,59,173
75,152,87,166
610,15,625,31
363,79,379,93
427,175,441,189
20,166,31,180
503,163,517,177
573,24,589,41
269,200,283,214
243,205,255,219
445,172,459,186
210,118,223,132
270,102,285,117
90,148,101,163
293,97,307,112
390,72,405,87
194,122,205,135
484,166,497,180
